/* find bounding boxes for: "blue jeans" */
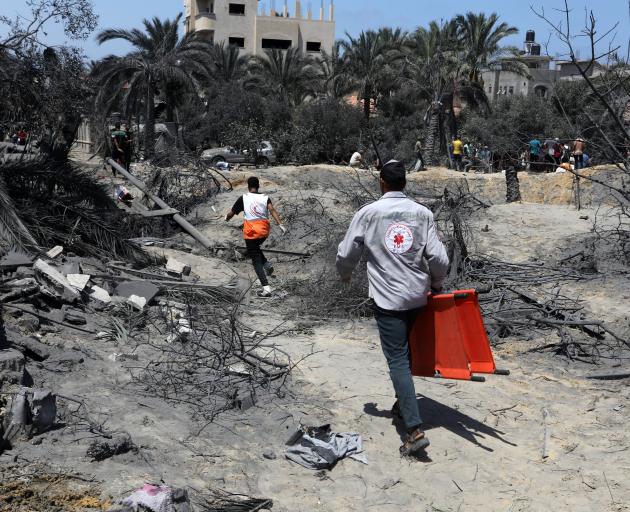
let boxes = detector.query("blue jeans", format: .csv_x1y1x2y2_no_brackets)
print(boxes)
374,305,422,430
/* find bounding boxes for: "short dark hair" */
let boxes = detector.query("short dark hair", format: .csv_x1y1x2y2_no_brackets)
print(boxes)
114,122,121,129
247,176,260,190
380,160,406,191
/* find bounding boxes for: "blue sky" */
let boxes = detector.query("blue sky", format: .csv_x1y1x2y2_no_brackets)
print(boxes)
3,0,629,60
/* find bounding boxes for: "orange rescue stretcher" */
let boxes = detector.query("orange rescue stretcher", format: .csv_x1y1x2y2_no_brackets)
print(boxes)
409,289,510,382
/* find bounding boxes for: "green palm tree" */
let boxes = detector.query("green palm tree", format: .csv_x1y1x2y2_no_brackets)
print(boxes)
317,40,353,99
210,42,249,82
247,48,317,106
406,20,489,164
455,12,523,83
341,30,390,120
92,14,212,158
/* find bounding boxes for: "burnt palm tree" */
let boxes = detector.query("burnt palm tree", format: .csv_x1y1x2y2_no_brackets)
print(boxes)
92,14,212,158
455,12,523,83
247,48,317,106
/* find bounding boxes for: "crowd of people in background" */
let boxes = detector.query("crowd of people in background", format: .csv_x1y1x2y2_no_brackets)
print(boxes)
1,127,29,146
527,136,589,172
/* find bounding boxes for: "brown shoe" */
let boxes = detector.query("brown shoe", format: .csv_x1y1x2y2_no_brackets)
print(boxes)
400,428,430,456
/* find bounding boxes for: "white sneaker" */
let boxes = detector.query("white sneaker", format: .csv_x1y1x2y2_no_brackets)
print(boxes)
257,285,273,298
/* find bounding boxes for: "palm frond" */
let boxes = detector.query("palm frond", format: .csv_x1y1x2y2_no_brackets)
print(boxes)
0,176,39,252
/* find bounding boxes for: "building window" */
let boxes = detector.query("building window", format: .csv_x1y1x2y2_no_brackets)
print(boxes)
229,3,245,15
534,85,548,98
262,38,292,50
306,41,321,52
508,86,514,95
198,0,214,13
488,86,492,94
229,37,245,48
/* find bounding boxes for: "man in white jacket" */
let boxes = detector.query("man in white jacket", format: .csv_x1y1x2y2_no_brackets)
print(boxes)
336,159,449,456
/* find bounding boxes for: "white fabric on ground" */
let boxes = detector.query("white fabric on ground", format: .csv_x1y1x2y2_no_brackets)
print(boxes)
286,431,367,470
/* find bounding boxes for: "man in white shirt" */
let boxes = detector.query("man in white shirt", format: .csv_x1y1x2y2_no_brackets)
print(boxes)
349,150,363,168
226,176,286,297
336,160,449,456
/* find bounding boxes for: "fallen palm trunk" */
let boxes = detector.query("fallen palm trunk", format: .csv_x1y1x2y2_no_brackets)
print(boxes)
107,158,215,251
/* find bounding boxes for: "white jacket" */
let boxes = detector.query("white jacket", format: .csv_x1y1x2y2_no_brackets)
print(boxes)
336,191,449,311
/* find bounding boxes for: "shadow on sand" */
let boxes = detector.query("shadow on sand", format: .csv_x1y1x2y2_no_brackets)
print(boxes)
364,394,516,453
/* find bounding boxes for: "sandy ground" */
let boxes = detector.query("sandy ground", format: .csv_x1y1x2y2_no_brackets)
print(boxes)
2,164,629,511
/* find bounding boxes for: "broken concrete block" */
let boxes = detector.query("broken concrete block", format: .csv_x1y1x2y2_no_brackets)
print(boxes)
6,277,38,288
33,259,79,299
108,353,139,362
8,330,50,361
63,310,87,326
127,295,147,310
31,389,56,435
116,281,160,304
0,251,34,270
177,326,191,336
166,258,192,277
60,260,81,275
45,246,64,259
2,390,30,445
0,348,25,385
227,363,251,377
89,285,111,303
66,274,90,291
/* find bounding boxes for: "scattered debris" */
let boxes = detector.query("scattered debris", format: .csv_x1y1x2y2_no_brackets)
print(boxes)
2,388,57,451
166,257,192,277
285,424,367,470
45,246,64,259
119,484,190,512
116,280,160,305
86,434,137,462
33,259,79,300
88,285,112,303
66,273,90,291
108,352,139,362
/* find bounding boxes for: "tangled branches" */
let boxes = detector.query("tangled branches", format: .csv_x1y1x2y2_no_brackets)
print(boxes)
126,292,293,423
143,153,233,216
457,255,630,363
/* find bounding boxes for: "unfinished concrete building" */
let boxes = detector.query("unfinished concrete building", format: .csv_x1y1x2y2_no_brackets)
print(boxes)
482,30,605,101
183,0,336,56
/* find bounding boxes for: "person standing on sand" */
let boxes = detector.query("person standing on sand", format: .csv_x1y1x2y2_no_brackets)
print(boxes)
225,176,287,298
528,136,542,170
413,138,425,172
336,159,449,457
572,137,586,170
110,122,127,176
123,122,134,173
451,135,463,171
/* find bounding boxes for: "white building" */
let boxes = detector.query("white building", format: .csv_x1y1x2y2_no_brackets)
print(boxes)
482,30,604,101
183,0,336,56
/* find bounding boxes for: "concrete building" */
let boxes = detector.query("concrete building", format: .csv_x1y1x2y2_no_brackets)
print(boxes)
482,30,604,101
183,0,336,56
